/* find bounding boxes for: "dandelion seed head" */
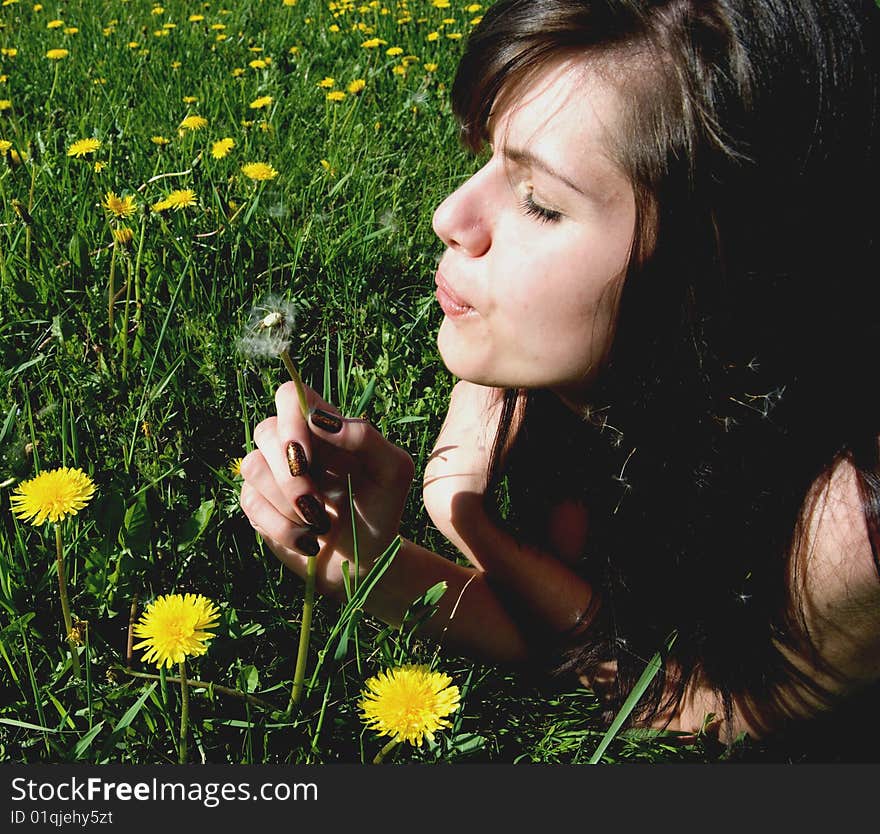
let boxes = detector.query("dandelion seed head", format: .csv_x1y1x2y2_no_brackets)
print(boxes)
236,294,297,361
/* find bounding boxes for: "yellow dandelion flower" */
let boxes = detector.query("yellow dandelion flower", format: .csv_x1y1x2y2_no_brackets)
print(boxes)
283,0,297,6
386,46,403,56
112,225,133,246
241,162,278,181
1,48,18,58
164,189,197,210
64,27,78,35
347,78,366,94
189,14,205,22
211,137,234,159
33,3,43,10
170,60,181,69
326,90,346,102
249,95,273,109
151,198,171,212
424,62,438,72
228,457,243,477
249,58,267,69
427,31,439,42
94,160,107,172
46,18,63,29
0,99,11,111
317,76,335,88
0,139,11,153
288,46,299,55
470,16,483,25
0,75,7,83
9,148,26,165
67,138,101,157
132,593,220,669
45,48,69,60
182,95,198,104
231,67,245,77
102,191,137,218
359,665,460,747
127,41,140,49
361,37,386,48
178,114,207,131
10,467,97,526
465,3,482,11
329,24,340,33
151,135,171,146
210,23,227,31
150,5,165,15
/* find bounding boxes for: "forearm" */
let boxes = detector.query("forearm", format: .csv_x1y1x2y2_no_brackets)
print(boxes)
445,494,597,636
367,537,533,664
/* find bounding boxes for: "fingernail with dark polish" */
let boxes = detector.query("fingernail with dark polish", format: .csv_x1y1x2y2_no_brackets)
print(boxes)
286,441,308,477
310,408,343,434
295,533,320,557
296,494,331,535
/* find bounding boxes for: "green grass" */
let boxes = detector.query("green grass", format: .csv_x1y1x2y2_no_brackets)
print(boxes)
0,0,737,765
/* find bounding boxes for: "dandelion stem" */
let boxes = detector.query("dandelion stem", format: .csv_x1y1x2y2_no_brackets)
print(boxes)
373,739,399,765
280,349,309,421
178,659,190,764
116,667,282,713
120,252,133,381
289,553,318,711
54,524,80,678
107,241,117,350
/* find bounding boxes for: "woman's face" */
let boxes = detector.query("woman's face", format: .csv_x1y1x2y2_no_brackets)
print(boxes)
432,60,636,407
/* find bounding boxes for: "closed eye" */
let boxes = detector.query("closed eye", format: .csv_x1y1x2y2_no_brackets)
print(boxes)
519,191,563,224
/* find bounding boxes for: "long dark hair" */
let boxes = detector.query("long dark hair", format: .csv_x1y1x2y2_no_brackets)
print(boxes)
452,0,880,734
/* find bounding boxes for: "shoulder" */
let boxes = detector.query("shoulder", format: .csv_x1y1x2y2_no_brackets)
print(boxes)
792,455,880,688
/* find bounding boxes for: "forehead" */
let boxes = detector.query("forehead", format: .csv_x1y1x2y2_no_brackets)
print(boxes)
488,59,626,181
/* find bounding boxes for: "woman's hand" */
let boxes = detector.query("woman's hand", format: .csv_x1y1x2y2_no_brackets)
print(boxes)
239,381,415,599
421,381,509,569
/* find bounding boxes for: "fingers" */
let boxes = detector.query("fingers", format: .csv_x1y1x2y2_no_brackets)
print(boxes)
277,378,414,488
242,436,332,535
308,409,415,488
239,481,321,573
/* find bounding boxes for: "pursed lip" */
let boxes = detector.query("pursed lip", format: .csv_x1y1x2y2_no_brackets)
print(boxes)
434,269,474,313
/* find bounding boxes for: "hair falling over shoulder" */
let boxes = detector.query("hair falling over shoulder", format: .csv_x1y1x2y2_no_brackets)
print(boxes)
456,0,880,736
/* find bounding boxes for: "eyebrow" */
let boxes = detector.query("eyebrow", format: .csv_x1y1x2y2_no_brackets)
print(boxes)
501,146,588,197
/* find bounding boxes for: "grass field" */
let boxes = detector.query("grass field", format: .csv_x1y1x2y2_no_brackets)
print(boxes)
0,0,786,765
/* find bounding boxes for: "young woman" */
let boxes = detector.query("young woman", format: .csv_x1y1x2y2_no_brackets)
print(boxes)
240,0,880,744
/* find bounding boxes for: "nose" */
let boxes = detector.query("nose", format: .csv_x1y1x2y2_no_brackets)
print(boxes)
431,169,492,258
